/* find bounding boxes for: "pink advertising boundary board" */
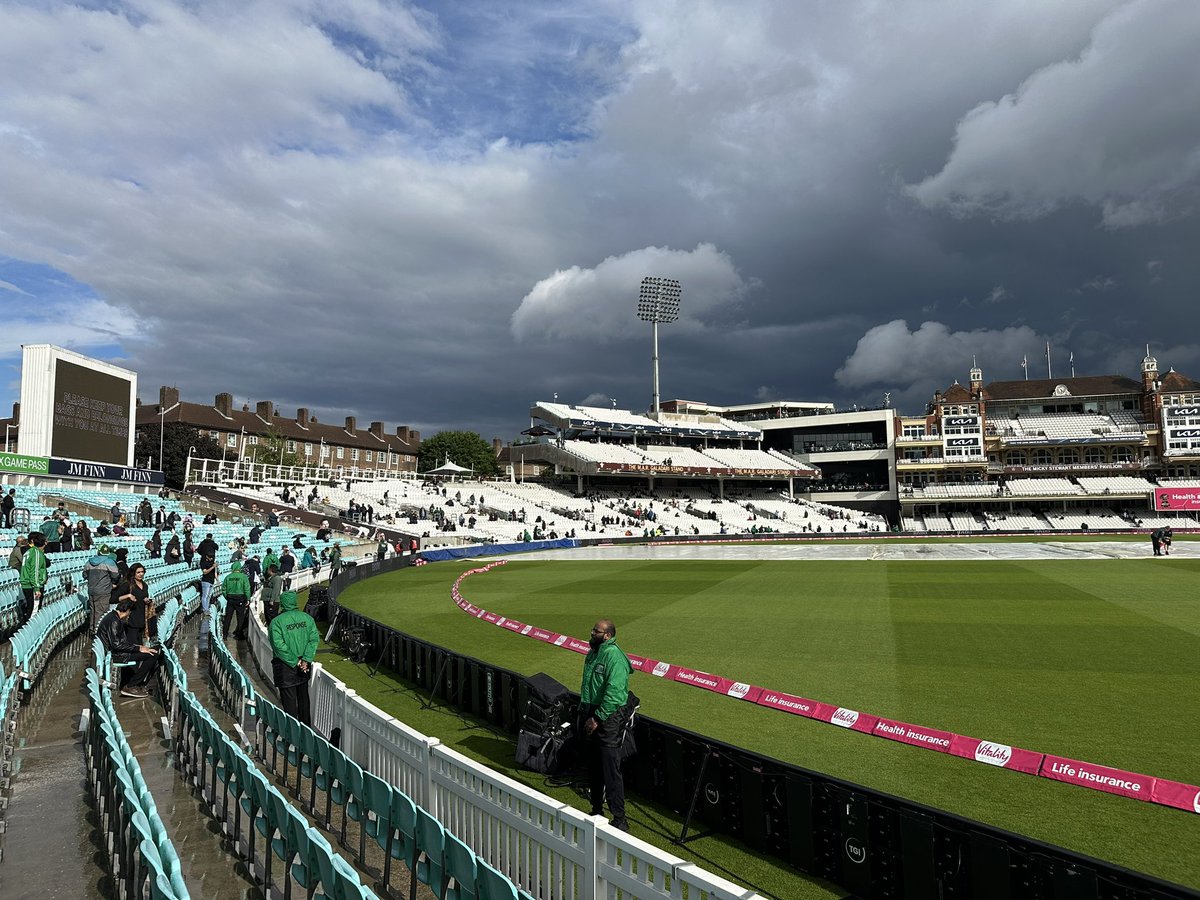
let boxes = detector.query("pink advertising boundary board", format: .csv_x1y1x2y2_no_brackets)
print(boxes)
447,560,1197,815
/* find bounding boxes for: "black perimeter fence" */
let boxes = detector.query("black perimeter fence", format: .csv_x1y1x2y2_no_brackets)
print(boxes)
322,554,1198,900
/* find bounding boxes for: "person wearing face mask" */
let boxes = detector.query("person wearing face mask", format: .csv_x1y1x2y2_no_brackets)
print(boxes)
578,618,633,832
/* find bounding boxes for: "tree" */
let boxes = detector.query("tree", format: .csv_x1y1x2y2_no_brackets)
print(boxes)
133,422,223,488
256,427,304,469
418,431,499,477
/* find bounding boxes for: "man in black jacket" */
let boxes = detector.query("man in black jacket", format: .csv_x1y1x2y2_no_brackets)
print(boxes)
98,600,160,698
1,488,15,529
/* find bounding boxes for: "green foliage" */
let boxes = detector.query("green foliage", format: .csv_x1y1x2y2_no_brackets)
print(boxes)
335,557,1200,890
255,426,304,469
417,430,499,476
134,422,222,488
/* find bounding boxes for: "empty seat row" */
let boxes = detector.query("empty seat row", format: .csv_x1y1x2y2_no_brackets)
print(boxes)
86,657,188,898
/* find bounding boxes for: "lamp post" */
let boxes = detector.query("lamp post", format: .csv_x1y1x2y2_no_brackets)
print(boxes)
158,402,180,470
4,423,15,453
184,445,196,487
636,276,682,415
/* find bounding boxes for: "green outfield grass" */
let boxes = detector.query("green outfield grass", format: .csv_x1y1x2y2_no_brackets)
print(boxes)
334,556,1200,890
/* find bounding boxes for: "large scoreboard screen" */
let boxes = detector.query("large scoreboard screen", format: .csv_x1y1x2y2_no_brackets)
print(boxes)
51,358,134,465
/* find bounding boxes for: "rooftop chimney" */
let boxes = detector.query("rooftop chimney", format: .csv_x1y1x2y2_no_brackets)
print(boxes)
160,386,180,408
344,416,357,433
296,408,310,427
492,437,503,455
215,393,233,417
370,421,385,438
256,400,273,419
11,402,18,422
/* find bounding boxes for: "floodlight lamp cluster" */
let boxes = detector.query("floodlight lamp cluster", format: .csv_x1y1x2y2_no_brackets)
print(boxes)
637,276,682,323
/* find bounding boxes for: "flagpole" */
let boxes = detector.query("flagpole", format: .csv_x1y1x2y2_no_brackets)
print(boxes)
1046,342,1052,379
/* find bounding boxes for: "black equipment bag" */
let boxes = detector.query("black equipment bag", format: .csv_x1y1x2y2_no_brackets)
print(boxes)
516,673,577,774
516,728,575,775
307,586,331,622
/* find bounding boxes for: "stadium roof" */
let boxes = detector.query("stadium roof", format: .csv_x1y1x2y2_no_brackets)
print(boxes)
1158,370,1200,392
982,375,1141,401
531,401,761,440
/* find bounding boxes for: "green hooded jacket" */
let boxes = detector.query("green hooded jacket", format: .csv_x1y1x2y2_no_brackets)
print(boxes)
262,548,280,575
221,560,251,599
269,591,319,667
19,544,48,591
580,638,632,721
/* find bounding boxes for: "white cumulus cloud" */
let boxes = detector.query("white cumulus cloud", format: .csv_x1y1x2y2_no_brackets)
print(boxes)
908,0,1200,227
511,243,746,342
835,319,1042,390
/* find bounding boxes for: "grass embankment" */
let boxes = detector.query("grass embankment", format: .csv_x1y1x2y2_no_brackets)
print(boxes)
328,556,1200,891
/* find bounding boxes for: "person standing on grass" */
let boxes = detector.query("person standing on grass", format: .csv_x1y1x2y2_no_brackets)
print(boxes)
269,590,318,726
578,618,634,832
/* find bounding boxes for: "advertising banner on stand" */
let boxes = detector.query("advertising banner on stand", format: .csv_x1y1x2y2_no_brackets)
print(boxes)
1153,486,1200,511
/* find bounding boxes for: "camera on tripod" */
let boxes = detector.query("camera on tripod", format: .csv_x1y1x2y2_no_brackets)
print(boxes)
340,626,370,663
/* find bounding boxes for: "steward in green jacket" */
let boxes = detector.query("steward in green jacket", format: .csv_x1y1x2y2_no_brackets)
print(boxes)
220,560,252,639
269,591,318,725
19,531,49,621
579,618,634,831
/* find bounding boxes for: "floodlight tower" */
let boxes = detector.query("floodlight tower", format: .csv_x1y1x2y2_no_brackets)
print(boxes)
636,276,682,416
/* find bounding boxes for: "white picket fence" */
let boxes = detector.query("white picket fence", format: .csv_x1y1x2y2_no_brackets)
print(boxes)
243,572,762,900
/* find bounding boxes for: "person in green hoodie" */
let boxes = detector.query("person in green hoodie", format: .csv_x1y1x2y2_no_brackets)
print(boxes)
19,531,49,621
262,547,280,580
269,590,318,725
221,559,252,639
579,618,634,832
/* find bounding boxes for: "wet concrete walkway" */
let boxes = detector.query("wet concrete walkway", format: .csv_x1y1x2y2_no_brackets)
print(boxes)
0,635,109,900
0,609,431,900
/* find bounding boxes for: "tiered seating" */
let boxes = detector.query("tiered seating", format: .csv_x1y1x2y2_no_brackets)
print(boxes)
641,444,724,468
700,447,808,471
1075,476,1155,495
211,606,531,899
1004,478,1084,497
9,588,89,690
920,483,998,499
1004,414,1121,441
948,512,981,531
922,514,954,532
86,650,189,898
979,509,1050,531
1136,513,1200,528
560,440,649,466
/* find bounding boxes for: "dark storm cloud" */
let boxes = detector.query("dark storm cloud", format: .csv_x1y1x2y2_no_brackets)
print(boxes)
1,0,1197,436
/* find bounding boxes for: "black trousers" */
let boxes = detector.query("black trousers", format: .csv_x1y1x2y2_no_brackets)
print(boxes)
222,596,249,637
584,715,627,826
19,587,37,621
272,659,312,726
116,651,159,687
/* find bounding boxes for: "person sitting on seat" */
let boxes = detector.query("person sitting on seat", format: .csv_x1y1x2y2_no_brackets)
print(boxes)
98,599,160,699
